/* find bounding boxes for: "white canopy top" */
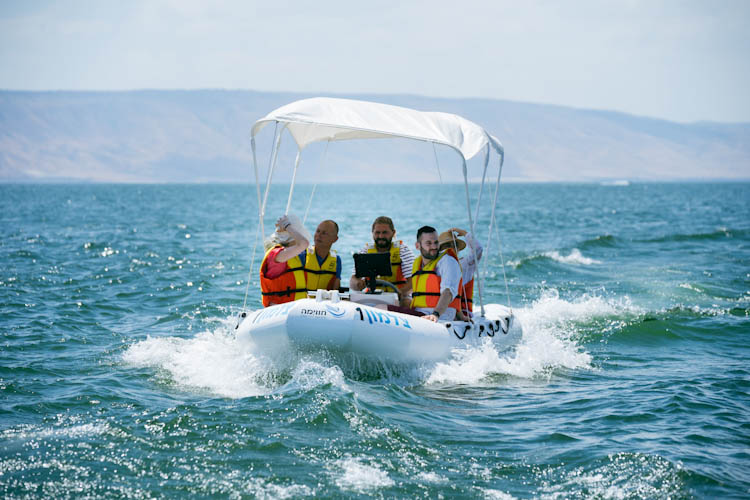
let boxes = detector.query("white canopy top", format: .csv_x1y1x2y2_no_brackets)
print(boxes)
251,97,503,161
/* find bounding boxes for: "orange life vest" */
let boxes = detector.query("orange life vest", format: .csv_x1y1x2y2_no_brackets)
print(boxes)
460,278,474,313
304,248,338,291
366,241,406,291
410,249,462,310
259,246,307,307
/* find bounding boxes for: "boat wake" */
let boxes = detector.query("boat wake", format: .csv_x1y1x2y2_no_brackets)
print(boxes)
122,318,284,399
121,288,642,395
426,288,621,383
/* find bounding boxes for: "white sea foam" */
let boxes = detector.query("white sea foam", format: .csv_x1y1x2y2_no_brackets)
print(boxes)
507,248,601,268
289,359,350,392
332,457,394,493
543,248,601,265
416,471,448,484
480,488,517,500
678,282,703,293
122,326,280,398
122,319,354,398
124,287,639,393
237,477,314,499
427,289,640,383
537,452,684,499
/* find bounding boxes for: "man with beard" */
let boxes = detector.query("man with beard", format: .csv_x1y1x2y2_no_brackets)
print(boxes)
410,225,462,322
350,216,414,307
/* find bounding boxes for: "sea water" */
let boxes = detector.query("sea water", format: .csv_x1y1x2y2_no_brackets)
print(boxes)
1,182,748,498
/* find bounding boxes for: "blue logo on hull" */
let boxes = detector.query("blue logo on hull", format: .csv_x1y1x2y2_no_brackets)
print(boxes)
325,304,346,317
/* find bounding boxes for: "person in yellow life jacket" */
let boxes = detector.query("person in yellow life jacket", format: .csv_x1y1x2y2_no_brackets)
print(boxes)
259,214,310,307
438,228,483,319
349,215,415,307
410,225,462,322
305,219,341,292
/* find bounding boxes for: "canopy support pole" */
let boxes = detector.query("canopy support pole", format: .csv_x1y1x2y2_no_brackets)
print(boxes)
461,156,484,318
432,142,443,183
471,144,491,317
251,136,264,239
260,122,285,226
484,150,512,312
473,144,490,228
285,150,302,215
304,140,330,225
237,134,267,325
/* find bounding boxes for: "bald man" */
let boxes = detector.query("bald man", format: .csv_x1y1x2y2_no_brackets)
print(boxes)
300,219,341,292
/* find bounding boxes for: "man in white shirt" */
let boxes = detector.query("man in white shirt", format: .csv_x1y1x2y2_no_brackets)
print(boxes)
438,228,483,319
410,226,461,322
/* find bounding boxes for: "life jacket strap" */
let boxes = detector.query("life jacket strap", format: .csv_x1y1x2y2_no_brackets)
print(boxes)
303,268,337,275
411,291,442,298
261,287,308,296
412,269,437,277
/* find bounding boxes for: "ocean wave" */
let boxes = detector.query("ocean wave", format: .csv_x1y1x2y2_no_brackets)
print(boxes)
543,249,602,265
536,452,687,499
578,234,618,249
654,304,747,320
641,227,746,243
508,248,601,268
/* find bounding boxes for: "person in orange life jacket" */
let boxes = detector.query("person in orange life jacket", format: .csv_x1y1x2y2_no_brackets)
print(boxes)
438,228,483,320
259,215,310,307
305,219,342,292
411,225,462,322
349,215,415,307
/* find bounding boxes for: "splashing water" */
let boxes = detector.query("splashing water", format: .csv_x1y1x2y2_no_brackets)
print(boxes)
122,286,642,395
122,326,279,398
427,288,643,383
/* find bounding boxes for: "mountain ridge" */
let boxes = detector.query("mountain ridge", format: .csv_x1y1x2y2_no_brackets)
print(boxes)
2,89,748,182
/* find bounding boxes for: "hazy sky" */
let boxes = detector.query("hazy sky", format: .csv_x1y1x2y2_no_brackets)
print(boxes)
1,0,748,123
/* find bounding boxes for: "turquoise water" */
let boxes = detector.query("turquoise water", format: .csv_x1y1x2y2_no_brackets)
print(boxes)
1,182,748,498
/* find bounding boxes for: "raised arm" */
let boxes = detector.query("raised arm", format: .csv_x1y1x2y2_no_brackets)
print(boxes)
273,215,310,263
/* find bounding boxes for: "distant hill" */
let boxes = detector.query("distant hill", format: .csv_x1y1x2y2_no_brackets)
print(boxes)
1,90,748,182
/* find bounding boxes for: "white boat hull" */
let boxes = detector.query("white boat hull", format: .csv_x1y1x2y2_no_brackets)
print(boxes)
236,297,522,363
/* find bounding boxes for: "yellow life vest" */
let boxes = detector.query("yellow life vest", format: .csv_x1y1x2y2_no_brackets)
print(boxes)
304,248,338,291
366,241,406,290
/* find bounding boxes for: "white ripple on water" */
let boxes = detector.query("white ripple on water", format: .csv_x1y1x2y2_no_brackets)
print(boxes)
426,289,641,384
536,452,686,499
543,248,601,266
1,422,111,442
331,456,395,493
507,248,601,268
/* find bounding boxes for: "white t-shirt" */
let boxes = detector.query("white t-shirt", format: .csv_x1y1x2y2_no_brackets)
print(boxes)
415,252,461,321
459,232,483,284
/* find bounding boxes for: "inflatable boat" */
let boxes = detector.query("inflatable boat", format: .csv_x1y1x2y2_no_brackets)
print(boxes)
236,290,521,363
235,97,522,363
